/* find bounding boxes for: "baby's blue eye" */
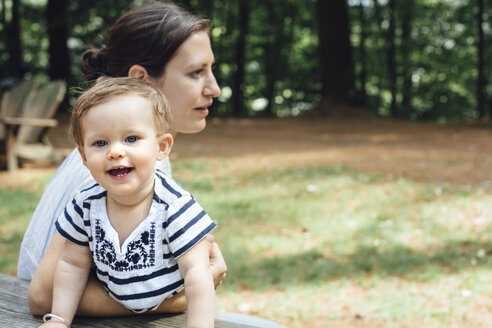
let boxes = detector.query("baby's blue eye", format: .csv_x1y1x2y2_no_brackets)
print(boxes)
126,136,138,143
94,140,107,147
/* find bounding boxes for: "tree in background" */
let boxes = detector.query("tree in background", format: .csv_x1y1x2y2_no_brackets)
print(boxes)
1,0,491,121
1,0,22,80
386,0,397,116
230,0,250,117
356,0,368,106
315,0,356,113
476,0,486,118
47,0,69,82
400,0,414,116
260,0,295,117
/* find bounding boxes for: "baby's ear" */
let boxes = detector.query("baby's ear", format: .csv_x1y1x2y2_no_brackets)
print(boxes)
156,133,173,160
77,146,89,167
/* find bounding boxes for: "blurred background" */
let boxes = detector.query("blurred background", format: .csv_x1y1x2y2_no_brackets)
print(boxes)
2,1,492,327
1,0,491,121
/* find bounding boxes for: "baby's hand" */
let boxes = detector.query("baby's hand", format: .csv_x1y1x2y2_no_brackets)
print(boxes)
39,313,71,327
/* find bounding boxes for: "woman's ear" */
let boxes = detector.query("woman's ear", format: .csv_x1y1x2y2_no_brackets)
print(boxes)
156,133,174,161
128,65,149,81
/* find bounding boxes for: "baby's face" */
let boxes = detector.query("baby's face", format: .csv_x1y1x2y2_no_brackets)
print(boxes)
78,95,163,199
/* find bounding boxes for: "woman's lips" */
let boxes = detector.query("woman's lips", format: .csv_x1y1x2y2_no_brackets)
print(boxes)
195,102,212,115
194,107,209,116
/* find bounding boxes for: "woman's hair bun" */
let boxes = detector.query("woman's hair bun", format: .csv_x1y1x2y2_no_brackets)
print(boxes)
80,47,108,81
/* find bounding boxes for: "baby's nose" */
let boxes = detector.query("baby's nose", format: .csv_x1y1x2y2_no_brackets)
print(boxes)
107,144,126,159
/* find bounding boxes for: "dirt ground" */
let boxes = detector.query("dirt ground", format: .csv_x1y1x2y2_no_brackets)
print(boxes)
4,108,492,189
169,111,492,189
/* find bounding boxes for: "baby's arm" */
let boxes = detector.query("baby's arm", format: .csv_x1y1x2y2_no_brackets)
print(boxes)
39,239,92,327
177,238,216,328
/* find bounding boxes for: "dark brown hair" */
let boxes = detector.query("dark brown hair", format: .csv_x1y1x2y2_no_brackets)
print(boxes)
80,2,210,81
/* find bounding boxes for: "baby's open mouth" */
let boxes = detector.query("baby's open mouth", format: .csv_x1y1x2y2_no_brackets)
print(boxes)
108,167,134,176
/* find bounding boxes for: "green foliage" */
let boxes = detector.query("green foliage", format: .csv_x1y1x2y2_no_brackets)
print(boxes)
1,0,491,121
350,0,492,120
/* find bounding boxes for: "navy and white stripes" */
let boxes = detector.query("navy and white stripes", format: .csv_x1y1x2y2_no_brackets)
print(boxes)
55,170,216,312
17,149,172,281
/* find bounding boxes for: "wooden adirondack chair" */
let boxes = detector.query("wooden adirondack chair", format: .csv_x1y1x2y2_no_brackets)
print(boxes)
0,80,66,171
0,79,38,140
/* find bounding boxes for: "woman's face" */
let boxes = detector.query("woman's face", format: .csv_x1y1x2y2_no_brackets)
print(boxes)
151,31,221,135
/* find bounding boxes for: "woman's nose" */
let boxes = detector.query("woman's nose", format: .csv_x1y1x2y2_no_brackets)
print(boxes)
107,144,126,159
204,72,221,98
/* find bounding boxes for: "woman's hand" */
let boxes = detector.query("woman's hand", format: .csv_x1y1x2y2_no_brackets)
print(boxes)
206,235,227,288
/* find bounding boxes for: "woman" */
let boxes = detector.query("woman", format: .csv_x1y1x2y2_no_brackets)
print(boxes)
22,4,283,326
21,2,224,317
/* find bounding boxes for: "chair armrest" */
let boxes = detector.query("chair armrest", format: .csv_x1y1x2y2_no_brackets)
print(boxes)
0,116,58,127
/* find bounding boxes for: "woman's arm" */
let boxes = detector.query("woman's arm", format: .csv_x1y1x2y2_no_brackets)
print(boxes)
18,149,92,281
28,233,226,316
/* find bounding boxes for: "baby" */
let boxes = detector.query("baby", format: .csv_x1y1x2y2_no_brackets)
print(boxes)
39,77,216,328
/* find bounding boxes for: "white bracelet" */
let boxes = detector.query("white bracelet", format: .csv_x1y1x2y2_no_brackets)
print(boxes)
42,313,72,328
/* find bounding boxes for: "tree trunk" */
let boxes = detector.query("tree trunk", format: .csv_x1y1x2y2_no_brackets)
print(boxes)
0,0,4,23
316,0,356,107
477,0,486,118
47,0,69,81
263,1,293,117
400,0,413,115
357,0,367,105
387,0,397,116
231,0,250,117
372,0,386,109
3,0,22,78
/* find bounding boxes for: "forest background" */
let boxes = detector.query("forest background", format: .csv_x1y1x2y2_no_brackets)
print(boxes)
2,1,492,328
1,0,492,121
0,0,492,328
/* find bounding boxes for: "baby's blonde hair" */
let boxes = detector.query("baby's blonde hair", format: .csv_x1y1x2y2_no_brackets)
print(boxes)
70,77,172,146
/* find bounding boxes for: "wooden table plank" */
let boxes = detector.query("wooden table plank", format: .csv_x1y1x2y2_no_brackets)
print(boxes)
0,274,253,327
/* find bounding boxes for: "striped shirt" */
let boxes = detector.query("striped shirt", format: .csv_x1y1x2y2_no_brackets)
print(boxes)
56,170,214,313
17,148,172,281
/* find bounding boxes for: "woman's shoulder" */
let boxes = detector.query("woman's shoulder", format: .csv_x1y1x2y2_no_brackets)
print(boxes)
49,148,92,188
156,156,172,177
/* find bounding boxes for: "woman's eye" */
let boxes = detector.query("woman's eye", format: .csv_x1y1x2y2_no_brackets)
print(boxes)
190,69,203,78
94,140,107,147
126,136,138,143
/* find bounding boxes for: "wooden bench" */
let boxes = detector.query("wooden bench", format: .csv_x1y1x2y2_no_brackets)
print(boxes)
0,274,253,327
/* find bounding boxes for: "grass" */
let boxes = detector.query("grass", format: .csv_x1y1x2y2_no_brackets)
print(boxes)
173,158,492,327
0,169,56,275
2,159,492,327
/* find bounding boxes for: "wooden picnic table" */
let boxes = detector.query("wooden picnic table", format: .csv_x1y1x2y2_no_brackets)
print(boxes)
0,274,253,327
